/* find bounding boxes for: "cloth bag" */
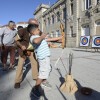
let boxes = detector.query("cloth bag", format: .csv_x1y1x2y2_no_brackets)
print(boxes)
60,74,78,94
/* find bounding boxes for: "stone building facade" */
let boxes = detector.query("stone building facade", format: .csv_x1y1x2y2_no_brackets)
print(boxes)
34,0,100,48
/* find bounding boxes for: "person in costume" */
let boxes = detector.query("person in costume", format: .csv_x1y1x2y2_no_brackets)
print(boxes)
14,19,39,88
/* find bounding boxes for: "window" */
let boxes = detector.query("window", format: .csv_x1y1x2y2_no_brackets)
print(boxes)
56,30,60,37
70,26,74,37
57,12,60,22
44,19,46,25
96,21,100,25
96,21,100,35
52,15,54,24
84,0,91,10
71,3,73,15
63,8,66,19
82,25,90,36
48,17,50,25
51,32,54,37
97,0,99,4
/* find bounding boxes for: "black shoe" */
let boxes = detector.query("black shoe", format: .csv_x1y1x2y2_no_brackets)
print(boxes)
9,67,15,70
31,87,41,99
33,79,36,81
14,83,20,88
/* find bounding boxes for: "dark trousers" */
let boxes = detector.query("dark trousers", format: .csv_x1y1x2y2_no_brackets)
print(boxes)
1,45,15,64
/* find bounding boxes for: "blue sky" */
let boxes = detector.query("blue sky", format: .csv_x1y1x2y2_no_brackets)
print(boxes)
0,0,58,26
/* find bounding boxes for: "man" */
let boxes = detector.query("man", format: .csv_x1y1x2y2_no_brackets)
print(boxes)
14,18,38,88
0,21,17,71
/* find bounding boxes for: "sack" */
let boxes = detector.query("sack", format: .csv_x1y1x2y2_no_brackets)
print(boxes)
60,74,78,94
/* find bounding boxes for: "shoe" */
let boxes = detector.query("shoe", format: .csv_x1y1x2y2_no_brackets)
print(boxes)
3,64,7,71
33,77,37,80
33,79,36,82
9,67,15,70
31,87,41,99
14,83,20,88
41,81,52,89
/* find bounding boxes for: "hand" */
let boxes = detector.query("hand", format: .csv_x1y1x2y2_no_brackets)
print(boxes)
41,33,47,38
59,36,64,40
21,45,26,51
0,44,3,48
62,35,65,39
0,44,3,50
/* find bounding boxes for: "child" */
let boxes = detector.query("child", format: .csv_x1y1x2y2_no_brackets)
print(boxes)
28,24,63,98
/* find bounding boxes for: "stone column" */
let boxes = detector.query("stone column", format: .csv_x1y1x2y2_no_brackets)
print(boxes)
74,0,79,47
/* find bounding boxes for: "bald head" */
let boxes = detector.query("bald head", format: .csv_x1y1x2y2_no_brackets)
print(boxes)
28,18,38,25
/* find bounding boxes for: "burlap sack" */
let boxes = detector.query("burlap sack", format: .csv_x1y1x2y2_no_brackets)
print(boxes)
60,74,78,94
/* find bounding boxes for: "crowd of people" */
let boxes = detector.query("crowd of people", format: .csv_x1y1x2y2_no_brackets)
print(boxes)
0,18,63,98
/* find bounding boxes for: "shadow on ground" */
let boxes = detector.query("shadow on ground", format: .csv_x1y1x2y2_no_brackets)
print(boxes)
56,68,65,86
55,68,100,100
0,54,31,83
30,86,48,100
74,79,100,100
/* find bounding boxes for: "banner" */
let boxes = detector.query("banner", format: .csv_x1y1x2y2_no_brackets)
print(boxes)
92,36,100,48
80,36,90,47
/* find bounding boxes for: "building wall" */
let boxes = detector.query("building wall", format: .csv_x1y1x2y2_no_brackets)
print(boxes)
34,4,50,32
79,0,100,48
34,0,100,48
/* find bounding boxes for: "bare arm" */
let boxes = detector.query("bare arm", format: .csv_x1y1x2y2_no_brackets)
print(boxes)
0,28,5,46
14,40,26,51
14,29,26,50
33,34,46,44
0,44,2,48
14,40,22,48
47,36,62,42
